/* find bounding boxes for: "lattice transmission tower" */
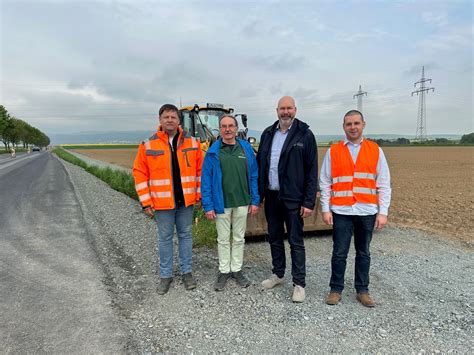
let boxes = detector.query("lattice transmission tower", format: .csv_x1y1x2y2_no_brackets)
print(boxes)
353,84,367,113
412,66,435,142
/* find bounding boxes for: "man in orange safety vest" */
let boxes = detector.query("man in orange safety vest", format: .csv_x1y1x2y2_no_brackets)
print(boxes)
319,110,391,308
133,104,203,295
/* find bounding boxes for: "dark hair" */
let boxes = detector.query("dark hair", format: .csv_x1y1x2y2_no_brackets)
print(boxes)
219,114,238,127
343,109,364,122
158,104,179,117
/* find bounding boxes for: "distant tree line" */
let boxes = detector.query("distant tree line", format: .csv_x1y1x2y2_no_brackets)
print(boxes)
460,133,474,144
327,135,474,146
0,105,50,151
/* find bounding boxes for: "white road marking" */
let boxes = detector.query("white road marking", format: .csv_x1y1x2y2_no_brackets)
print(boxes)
0,153,43,170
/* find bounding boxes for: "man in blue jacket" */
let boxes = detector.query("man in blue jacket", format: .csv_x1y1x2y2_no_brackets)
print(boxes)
257,96,318,303
202,115,260,291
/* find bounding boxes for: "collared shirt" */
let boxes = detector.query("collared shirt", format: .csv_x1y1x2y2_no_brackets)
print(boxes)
319,138,391,216
268,122,293,190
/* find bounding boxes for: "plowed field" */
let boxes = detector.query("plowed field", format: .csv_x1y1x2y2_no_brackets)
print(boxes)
71,146,474,245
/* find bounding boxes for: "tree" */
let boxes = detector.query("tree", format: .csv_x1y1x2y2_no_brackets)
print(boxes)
0,105,51,150
397,138,410,145
460,133,474,144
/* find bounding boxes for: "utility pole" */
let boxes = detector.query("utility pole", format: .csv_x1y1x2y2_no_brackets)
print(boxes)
412,66,435,142
353,84,367,113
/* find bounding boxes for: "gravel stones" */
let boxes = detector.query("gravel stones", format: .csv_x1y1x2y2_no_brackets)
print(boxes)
60,158,473,353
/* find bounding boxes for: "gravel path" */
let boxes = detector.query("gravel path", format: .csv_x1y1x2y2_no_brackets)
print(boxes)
59,156,473,353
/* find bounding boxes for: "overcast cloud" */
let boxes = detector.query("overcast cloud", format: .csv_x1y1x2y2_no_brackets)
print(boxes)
1,0,472,136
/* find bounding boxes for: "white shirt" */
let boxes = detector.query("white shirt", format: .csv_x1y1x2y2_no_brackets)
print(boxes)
319,138,391,216
268,123,292,190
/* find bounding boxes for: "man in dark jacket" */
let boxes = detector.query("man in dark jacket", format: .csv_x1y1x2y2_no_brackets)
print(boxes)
257,96,318,303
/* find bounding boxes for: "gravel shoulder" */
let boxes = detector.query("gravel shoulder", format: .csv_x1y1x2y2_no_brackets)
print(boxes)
60,158,473,353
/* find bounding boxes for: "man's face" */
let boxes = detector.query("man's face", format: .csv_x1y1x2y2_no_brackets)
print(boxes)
277,97,297,126
159,109,180,134
343,114,366,142
219,116,237,142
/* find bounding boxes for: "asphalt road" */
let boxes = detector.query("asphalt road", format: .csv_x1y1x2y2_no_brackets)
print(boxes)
0,152,127,353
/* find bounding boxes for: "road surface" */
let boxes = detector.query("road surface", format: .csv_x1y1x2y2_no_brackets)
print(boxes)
0,152,128,353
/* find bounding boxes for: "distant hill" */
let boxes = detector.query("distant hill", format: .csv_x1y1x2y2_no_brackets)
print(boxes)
50,130,462,145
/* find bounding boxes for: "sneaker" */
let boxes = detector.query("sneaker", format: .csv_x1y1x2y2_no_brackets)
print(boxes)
261,274,285,289
356,292,375,307
292,285,305,303
156,277,173,295
232,271,251,288
182,272,197,290
325,292,342,305
214,272,231,291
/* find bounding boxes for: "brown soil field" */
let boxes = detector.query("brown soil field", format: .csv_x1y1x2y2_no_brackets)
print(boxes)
71,146,474,246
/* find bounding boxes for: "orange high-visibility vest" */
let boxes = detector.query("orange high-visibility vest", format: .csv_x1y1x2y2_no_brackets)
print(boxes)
330,139,379,206
132,126,203,210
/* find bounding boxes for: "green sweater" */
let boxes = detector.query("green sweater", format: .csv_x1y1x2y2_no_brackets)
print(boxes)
220,143,250,208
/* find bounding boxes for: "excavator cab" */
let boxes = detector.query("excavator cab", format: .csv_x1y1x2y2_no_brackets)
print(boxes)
179,103,252,151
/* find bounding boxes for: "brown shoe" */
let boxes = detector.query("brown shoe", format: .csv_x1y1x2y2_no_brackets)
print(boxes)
356,293,375,307
325,292,342,305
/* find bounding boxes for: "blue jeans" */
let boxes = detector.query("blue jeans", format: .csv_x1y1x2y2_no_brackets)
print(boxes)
154,205,193,278
265,191,306,287
330,212,376,293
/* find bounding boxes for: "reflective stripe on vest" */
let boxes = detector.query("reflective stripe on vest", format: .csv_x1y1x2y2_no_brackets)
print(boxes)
139,193,151,203
149,179,171,186
151,191,172,198
354,172,376,179
331,190,353,197
181,176,197,183
353,187,377,195
135,181,149,191
332,176,353,184
183,187,196,195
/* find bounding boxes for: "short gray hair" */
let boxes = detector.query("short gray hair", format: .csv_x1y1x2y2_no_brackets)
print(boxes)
219,114,238,127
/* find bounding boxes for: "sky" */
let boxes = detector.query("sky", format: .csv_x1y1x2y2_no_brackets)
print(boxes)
1,0,472,137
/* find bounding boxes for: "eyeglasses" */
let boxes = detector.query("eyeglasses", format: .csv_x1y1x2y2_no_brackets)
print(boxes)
220,124,236,129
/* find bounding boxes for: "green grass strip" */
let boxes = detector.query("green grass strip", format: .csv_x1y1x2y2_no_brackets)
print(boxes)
53,147,216,247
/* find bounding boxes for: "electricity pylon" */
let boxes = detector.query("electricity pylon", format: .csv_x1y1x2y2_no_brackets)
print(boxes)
353,84,367,113
412,66,435,142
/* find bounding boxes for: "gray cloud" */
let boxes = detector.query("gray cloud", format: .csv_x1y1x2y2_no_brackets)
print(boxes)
248,54,306,71
1,0,471,136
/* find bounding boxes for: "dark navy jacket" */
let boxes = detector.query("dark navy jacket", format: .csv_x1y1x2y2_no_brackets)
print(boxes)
257,118,318,210
201,138,259,214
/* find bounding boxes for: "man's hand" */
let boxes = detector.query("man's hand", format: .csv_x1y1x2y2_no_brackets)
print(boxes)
322,211,333,225
375,214,388,230
143,206,154,218
248,205,259,217
300,207,313,218
205,210,216,220
194,200,202,209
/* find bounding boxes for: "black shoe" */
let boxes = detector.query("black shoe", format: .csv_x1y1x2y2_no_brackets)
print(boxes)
182,272,197,290
232,271,251,288
214,272,231,291
157,277,173,295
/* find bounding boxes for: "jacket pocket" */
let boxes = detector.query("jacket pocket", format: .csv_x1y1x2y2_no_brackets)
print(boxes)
146,150,167,171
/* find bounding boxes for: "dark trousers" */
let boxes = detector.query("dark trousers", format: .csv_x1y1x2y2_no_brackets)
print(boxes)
264,191,306,287
330,212,376,293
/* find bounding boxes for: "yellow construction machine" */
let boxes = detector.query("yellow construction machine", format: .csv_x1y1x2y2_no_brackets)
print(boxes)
179,103,254,152
179,103,326,236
